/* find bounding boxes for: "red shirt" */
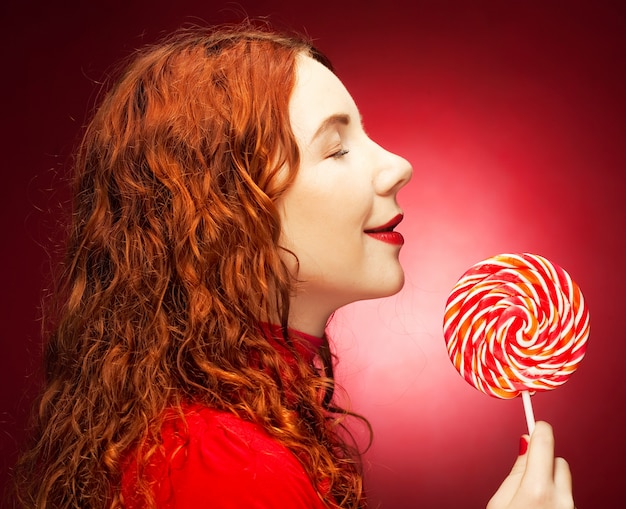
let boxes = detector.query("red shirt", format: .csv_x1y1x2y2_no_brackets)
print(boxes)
121,404,332,508
121,326,334,508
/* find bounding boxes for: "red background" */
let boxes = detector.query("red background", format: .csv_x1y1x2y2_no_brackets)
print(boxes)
2,1,625,507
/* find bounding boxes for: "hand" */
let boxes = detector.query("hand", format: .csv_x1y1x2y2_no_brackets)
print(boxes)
487,421,575,509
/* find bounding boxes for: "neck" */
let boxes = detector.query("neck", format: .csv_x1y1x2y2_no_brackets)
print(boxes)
286,295,336,338
267,280,338,338
287,315,327,337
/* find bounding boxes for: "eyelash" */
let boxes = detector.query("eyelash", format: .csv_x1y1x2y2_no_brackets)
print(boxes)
330,148,350,159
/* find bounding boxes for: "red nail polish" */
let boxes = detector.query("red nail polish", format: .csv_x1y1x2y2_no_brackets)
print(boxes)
519,436,529,455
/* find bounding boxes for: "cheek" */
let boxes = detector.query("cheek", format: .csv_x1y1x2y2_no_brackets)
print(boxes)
277,164,372,263
283,176,354,226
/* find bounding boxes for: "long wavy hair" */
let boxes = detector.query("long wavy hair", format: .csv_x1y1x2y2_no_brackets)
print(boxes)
13,24,368,509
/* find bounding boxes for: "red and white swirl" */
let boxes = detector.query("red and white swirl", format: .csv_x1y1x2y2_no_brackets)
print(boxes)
443,253,590,399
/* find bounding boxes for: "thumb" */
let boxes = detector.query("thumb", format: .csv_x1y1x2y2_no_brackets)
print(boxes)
508,435,530,476
486,436,531,509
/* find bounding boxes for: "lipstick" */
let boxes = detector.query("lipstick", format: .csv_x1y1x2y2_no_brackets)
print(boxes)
364,214,404,246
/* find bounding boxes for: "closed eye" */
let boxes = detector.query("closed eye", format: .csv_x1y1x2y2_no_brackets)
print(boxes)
330,148,350,159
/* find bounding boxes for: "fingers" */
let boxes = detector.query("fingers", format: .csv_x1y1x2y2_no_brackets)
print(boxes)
524,421,556,484
554,457,573,491
520,421,575,509
488,421,575,509
554,457,575,507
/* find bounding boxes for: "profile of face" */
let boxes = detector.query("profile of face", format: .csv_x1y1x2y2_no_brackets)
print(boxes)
277,55,413,335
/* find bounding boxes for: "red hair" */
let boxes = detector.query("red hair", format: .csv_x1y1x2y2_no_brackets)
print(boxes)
12,24,368,509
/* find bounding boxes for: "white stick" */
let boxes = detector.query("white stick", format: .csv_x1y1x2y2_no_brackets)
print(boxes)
521,390,536,435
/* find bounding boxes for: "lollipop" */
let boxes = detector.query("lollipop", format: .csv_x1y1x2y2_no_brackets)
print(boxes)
443,253,590,433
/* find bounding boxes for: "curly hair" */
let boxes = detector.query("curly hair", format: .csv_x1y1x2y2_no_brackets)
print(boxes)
13,23,368,509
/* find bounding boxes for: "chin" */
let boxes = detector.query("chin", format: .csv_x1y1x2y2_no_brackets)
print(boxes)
366,272,406,300
382,277,406,297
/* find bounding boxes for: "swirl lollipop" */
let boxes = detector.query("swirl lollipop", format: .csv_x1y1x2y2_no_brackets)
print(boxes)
443,253,590,433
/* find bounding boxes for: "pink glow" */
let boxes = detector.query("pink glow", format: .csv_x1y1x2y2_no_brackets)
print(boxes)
2,2,624,508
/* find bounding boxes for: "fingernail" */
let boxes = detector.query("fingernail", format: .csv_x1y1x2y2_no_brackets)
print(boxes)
519,436,529,456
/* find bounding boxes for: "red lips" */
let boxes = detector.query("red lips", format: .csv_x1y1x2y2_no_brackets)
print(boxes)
364,214,405,246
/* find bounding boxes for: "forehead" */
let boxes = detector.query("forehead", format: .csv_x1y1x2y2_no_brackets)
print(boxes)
289,55,359,141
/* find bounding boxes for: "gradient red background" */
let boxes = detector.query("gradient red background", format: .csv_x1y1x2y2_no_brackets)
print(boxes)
2,1,625,507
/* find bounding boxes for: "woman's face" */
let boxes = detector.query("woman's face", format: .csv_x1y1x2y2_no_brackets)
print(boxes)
277,55,413,335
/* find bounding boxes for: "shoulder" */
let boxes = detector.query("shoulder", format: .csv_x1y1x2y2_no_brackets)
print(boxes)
123,404,329,509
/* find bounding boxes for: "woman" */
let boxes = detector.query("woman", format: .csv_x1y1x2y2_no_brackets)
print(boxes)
13,24,575,509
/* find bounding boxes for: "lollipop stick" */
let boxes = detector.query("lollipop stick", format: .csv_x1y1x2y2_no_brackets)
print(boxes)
521,391,536,435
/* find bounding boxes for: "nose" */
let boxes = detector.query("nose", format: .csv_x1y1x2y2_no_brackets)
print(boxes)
372,144,413,196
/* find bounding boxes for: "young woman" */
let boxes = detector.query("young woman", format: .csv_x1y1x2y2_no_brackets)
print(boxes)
13,24,575,509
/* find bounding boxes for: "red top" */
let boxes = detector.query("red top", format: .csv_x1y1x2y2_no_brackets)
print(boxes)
121,325,334,508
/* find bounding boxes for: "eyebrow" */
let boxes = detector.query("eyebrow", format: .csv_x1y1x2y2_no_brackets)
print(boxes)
309,113,351,145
